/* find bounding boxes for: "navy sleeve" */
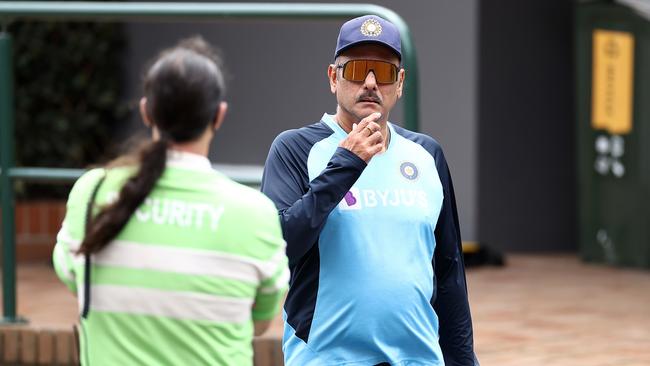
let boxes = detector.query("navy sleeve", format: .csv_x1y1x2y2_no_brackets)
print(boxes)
261,128,367,267
431,147,479,366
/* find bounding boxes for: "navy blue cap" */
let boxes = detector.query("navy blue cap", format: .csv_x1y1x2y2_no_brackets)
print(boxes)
334,15,402,60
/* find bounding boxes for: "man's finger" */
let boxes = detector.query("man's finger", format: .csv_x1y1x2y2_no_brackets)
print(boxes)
355,119,370,132
358,122,381,138
356,112,381,132
366,122,381,133
368,143,384,157
362,112,381,125
368,130,384,145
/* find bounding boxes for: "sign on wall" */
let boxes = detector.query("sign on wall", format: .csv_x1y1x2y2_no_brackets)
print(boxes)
591,29,634,135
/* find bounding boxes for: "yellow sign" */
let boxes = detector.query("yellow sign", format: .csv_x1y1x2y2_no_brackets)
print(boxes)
591,29,634,135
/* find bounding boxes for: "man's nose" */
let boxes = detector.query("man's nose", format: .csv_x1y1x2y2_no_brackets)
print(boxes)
363,70,378,89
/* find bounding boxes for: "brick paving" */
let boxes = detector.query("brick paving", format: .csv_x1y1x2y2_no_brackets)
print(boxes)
2,254,649,365
468,255,650,366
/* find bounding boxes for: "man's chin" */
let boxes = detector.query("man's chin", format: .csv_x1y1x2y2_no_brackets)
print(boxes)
355,103,383,115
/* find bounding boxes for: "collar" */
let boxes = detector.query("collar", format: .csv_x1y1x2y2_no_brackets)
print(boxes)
166,149,213,172
321,113,395,151
321,113,347,138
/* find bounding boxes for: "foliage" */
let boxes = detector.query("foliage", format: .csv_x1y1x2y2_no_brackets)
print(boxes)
9,20,127,198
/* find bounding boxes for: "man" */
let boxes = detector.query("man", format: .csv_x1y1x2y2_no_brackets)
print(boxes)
261,15,478,365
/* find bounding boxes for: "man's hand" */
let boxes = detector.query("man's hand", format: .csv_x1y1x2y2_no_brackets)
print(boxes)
339,113,384,163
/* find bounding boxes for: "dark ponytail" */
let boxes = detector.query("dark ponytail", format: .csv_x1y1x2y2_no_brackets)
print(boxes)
77,139,167,254
76,36,225,255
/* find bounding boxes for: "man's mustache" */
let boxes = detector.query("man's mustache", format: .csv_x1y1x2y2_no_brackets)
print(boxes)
357,92,382,105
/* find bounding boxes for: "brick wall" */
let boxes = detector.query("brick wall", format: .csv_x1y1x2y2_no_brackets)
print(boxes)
0,201,67,263
0,326,78,365
0,326,284,365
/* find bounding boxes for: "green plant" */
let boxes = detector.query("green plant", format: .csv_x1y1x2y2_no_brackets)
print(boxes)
10,20,127,199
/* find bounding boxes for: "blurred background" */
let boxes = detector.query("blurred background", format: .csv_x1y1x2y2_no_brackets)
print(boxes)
9,0,580,254
123,0,572,254
1,0,649,365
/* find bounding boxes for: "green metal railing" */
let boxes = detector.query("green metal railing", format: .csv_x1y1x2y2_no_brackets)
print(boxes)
0,2,420,323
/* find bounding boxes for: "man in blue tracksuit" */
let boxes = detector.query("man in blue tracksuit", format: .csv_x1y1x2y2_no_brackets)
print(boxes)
261,15,479,366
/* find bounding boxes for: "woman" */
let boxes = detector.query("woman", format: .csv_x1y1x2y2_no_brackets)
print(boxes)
53,37,288,365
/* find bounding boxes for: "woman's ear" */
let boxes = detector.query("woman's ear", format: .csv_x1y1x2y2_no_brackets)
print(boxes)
139,97,153,127
213,101,228,131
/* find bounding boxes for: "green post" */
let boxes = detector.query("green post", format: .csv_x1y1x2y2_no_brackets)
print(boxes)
402,34,419,132
0,32,23,323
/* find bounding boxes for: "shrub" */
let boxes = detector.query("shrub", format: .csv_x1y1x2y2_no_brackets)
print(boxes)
9,19,127,199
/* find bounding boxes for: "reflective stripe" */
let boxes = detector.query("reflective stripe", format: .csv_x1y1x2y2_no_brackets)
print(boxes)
57,228,284,284
57,226,81,251
258,248,287,280
77,280,85,314
91,285,253,323
259,266,290,294
94,240,268,284
53,245,74,283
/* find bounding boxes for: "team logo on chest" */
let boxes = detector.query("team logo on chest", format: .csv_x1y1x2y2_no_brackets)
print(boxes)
400,162,419,180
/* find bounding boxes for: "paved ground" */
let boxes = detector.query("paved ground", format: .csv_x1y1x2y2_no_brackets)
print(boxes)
469,255,650,366
4,254,650,365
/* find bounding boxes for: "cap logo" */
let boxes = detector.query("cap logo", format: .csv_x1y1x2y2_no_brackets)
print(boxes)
360,18,382,37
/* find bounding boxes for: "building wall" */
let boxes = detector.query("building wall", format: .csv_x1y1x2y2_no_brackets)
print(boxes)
477,1,576,252
121,0,480,240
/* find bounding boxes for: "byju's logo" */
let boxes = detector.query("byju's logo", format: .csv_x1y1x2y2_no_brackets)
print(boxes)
338,188,362,210
338,187,429,210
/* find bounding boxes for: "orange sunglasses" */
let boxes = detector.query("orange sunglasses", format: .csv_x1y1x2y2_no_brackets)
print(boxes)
336,59,399,84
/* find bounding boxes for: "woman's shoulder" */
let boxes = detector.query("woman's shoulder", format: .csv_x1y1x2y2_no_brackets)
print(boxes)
67,167,107,200
210,174,277,215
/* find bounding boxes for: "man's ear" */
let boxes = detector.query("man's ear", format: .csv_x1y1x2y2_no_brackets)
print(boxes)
328,64,338,95
139,97,153,127
396,68,406,99
213,101,228,131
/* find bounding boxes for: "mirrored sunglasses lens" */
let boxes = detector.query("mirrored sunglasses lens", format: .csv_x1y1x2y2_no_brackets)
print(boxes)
343,60,367,82
370,61,397,83
343,60,397,83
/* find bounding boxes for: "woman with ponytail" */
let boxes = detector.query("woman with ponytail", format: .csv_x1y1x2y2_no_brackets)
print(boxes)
53,37,288,366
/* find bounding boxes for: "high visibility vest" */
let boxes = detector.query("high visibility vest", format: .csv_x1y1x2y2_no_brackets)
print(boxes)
53,151,288,366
